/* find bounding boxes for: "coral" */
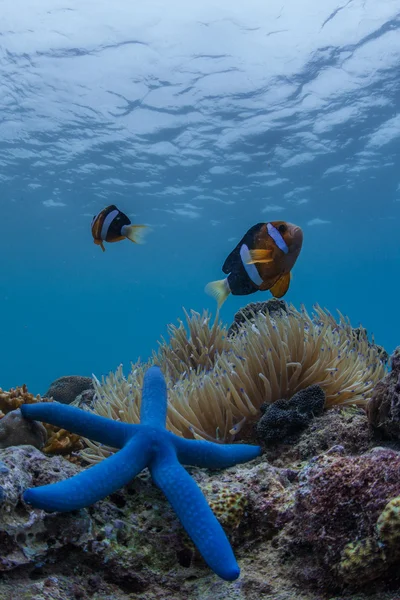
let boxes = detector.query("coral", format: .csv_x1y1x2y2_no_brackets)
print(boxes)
377,496,400,549
42,427,83,455
0,409,47,450
0,444,312,600
21,366,261,581
0,385,83,458
337,495,400,584
0,384,49,416
201,482,247,532
44,375,93,405
3,440,400,598
86,304,386,455
256,384,325,444
338,537,387,584
367,347,400,439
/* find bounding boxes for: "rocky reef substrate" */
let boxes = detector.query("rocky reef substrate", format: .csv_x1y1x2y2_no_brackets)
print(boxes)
1,401,400,600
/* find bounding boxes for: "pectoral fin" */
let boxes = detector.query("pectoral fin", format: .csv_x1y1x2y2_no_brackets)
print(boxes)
270,273,291,298
205,278,231,309
246,249,274,265
94,239,106,252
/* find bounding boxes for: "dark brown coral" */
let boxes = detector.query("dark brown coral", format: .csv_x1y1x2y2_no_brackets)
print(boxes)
367,347,400,439
227,298,288,337
44,375,93,405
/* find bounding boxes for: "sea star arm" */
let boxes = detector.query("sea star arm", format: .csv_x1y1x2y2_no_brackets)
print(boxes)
149,443,240,581
23,434,151,512
140,365,167,427
172,435,261,468
21,403,135,448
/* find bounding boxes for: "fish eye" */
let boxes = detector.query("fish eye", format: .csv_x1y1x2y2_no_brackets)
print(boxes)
278,224,287,234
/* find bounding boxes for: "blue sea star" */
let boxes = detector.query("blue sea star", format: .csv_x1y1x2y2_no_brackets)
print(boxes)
21,365,261,581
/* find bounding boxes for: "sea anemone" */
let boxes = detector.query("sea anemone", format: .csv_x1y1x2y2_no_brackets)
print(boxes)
81,303,386,463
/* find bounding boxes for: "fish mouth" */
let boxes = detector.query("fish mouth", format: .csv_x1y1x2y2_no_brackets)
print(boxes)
288,225,303,252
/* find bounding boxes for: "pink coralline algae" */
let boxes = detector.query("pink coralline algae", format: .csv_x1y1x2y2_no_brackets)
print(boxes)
367,346,400,439
282,447,400,585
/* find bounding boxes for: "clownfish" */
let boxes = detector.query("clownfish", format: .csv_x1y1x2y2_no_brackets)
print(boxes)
205,221,303,309
91,205,148,252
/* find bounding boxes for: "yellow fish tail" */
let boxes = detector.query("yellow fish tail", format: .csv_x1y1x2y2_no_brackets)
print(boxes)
122,224,149,244
205,278,231,309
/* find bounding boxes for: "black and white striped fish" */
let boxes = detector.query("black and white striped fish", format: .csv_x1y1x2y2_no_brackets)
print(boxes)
91,205,147,252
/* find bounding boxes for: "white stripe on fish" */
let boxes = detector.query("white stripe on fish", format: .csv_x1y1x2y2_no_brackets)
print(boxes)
100,209,119,240
240,243,263,286
267,222,288,254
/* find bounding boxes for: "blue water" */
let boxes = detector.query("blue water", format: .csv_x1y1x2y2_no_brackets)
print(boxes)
1,1,399,393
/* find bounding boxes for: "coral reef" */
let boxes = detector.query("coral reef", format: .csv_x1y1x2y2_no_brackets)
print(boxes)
0,302,392,598
44,375,93,405
0,384,49,416
256,384,325,444
367,346,400,439
0,409,47,450
0,385,82,457
3,431,400,599
0,444,290,599
282,447,400,588
21,366,261,581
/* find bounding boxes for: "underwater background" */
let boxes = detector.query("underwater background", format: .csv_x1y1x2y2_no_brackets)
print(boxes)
1,0,399,393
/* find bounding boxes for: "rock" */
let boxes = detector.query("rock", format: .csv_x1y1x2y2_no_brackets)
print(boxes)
281,447,400,588
261,405,373,466
0,446,92,572
353,325,389,364
2,442,400,599
44,376,93,405
227,299,288,337
0,409,47,449
74,388,97,410
367,347,400,439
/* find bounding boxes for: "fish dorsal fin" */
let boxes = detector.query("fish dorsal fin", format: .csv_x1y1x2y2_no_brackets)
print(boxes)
222,242,243,274
270,272,291,298
246,248,273,265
